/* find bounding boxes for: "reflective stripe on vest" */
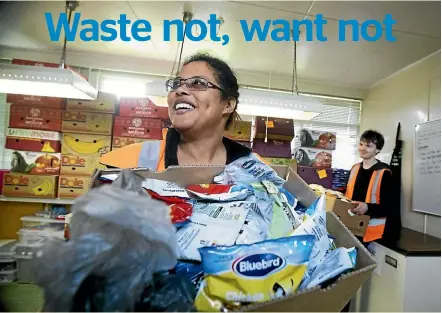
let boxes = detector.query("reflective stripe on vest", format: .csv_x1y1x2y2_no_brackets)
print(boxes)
345,163,390,242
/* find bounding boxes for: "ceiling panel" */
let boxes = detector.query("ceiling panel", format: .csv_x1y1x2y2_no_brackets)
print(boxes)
310,1,441,38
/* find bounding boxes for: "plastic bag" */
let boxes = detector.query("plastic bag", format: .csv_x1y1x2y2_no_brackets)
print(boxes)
32,169,179,312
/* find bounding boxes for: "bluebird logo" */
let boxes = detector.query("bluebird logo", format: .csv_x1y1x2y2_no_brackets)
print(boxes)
241,160,256,170
233,253,285,278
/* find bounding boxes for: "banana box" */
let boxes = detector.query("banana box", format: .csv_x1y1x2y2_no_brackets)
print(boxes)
6,94,65,109
2,173,58,198
9,105,62,131
61,154,106,176
112,137,150,150
119,97,169,119
7,150,61,175
224,121,252,141
61,110,113,135
113,116,163,139
6,128,61,153
67,92,117,113
61,133,112,157
58,175,92,199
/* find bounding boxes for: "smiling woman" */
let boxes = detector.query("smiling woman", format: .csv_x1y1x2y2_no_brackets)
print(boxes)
99,53,268,171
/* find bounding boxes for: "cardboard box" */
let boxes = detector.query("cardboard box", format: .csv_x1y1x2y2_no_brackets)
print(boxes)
263,157,297,168
112,136,151,150
6,128,61,153
67,92,117,113
332,199,370,238
61,133,111,157
224,121,252,141
9,105,62,131
113,116,163,139
253,139,291,158
90,166,376,312
298,128,337,150
294,147,333,169
61,111,113,135
6,94,65,109
8,150,61,175
2,173,58,198
61,154,106,176
255,116,294,141
297,166,333,189
58,175,92,199
119,97,169,119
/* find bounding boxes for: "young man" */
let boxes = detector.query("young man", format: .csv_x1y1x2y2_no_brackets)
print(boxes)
345,130,395,244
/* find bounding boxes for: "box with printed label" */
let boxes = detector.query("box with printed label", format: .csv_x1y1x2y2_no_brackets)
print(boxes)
2,173,58,198
60,154,106,176
113,116,163,139
61,111,113,135
263,157,297,168
6,94,65,109
253,139,292,158
91,166,376,313
58,175,92,199
255,116,295,141
119,97,169,119
224,121,252,141
9,105,62,131
6,128,61,153
67,92,117,113
112,137,151,150
61,133,111,157
297,128,337,150
8,150,61,175
294,147,333,169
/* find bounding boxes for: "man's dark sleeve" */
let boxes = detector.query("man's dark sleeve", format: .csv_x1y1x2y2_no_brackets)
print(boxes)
366,170,394,218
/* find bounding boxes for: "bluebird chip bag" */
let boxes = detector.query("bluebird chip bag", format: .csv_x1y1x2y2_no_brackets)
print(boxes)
196,234,315,310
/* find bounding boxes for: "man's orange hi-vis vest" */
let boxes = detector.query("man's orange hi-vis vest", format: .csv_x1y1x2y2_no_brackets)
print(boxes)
99,128,269,172
345,163,391,242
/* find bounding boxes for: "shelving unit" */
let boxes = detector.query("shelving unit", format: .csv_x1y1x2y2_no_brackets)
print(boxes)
0,196,74,205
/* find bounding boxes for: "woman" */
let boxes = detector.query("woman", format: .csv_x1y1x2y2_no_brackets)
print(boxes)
100,53,267,170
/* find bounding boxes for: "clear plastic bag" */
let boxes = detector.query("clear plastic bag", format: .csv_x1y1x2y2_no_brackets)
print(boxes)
32,169,179,312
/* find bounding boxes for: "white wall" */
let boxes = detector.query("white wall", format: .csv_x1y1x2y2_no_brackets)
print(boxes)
361,50,441,238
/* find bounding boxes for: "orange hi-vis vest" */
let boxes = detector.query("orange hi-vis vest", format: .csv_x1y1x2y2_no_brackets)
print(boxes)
345,163,391,242
99,128,269,172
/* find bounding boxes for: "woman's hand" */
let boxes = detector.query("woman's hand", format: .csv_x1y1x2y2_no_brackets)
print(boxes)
351,201,368,215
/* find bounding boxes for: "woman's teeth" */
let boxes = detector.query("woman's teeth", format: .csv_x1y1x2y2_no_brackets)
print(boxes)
175,103,195,111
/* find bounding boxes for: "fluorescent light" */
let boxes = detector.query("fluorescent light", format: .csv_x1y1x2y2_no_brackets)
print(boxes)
0,63,98,100
238,87,323,120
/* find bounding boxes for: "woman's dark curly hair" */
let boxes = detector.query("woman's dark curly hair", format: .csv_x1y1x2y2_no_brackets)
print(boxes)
182,53,240,129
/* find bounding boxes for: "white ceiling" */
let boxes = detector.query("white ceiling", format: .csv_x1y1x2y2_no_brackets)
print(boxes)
0,1,440,90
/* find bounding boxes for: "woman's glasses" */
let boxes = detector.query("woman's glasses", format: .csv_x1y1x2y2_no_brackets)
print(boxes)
165,77,223,92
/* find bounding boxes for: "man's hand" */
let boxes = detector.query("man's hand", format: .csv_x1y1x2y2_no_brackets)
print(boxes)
351,201,368,215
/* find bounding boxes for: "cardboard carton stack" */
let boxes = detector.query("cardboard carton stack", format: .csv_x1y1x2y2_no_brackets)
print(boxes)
223,120,252,148
60,92,116,199
3,97,63,198
295,128,337,189
112,97,169,150
253,116,296,167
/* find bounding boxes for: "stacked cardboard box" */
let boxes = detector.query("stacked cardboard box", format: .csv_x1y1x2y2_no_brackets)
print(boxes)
223,120,252,149
60,92,115,199
253,116,296,166
2,59,68,198
295,128,337,188
112,97,169,150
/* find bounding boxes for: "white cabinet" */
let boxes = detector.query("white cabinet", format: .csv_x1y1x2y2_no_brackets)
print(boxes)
353,239,441,312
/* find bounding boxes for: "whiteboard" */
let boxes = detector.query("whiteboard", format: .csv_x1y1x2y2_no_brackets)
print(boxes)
412,119,441,216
